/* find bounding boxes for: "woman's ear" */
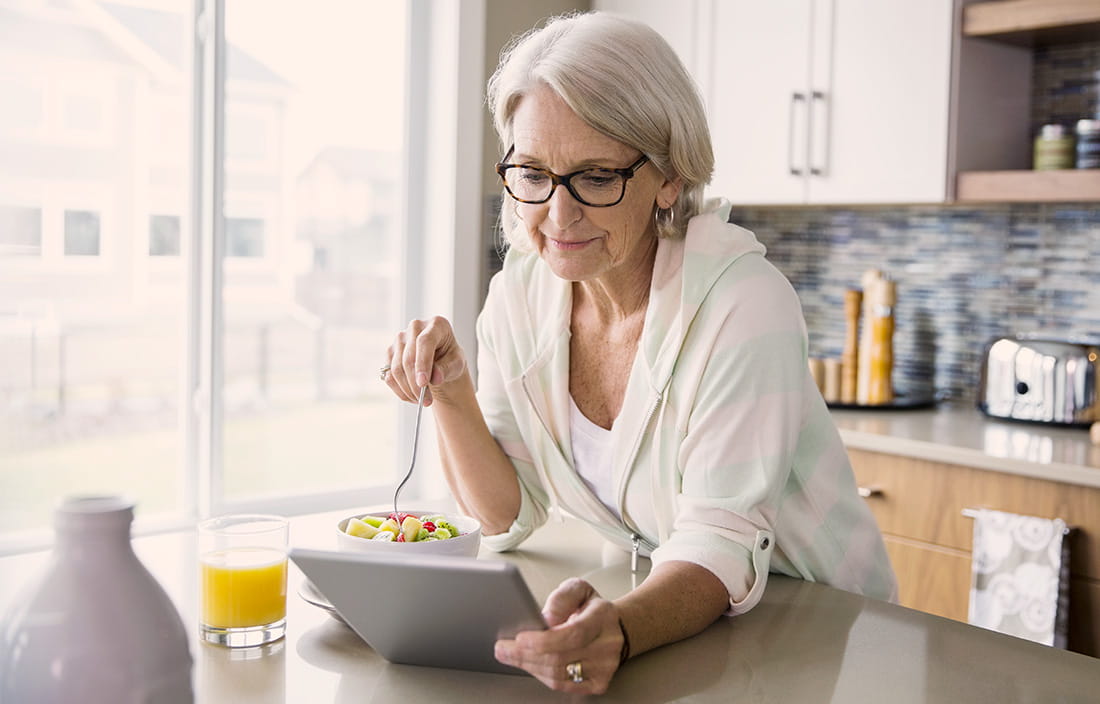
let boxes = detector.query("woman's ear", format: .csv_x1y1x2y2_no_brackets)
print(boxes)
657,176,684,210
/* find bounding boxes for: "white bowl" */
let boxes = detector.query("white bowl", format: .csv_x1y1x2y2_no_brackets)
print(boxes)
336,509,481,557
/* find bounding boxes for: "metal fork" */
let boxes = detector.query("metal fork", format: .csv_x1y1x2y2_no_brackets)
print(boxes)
392,385,427,519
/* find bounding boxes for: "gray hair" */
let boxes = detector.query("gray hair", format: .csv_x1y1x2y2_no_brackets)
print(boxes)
487,11,714,250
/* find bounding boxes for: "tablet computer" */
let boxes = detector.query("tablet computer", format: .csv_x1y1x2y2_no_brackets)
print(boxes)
289,548,547,675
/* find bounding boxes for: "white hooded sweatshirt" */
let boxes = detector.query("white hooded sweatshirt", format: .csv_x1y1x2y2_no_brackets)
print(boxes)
476,200,897,613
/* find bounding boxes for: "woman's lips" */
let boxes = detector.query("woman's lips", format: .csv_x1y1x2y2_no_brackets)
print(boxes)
546,236,597,251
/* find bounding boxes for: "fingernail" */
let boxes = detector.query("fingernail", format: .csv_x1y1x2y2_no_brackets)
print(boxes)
416,371,428,387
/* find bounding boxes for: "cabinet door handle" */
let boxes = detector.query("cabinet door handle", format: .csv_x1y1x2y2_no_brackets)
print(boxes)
857,486,883,499
788,92,806,176
809,90,828,176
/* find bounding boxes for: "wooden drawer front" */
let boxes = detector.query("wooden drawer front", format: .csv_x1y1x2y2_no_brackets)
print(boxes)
849,449,1100,581
883,536,970,622
885,536,1100,658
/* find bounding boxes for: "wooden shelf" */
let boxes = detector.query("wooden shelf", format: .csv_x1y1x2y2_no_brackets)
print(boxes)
963,0,1100,45
956,169,1100,202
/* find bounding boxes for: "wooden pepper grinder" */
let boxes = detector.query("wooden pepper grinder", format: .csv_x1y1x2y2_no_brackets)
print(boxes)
866,278,897,405
856,269,883,405
842,290,862,404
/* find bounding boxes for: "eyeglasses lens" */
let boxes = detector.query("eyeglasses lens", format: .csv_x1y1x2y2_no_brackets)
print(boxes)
505,167,625,206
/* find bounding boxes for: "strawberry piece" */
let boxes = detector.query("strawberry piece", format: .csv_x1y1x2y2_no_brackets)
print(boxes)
396,533,406,542
422,521,436,532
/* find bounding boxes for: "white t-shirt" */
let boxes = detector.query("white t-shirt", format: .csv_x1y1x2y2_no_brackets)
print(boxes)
568,395,620,519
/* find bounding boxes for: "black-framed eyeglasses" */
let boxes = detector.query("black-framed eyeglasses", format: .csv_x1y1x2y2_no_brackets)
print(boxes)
495,146,650,207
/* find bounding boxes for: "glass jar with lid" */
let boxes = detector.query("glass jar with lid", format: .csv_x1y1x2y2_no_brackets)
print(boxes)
1033,124,1074,170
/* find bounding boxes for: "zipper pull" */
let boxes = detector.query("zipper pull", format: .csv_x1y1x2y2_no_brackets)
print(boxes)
631,533,640,574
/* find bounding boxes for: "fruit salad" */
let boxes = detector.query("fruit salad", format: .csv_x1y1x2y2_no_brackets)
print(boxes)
344,512,463,543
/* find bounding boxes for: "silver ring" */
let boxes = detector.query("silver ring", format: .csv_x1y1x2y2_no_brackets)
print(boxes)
379,364,391,381
566,660,583,684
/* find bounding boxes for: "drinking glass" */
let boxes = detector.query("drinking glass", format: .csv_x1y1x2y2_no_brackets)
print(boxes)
198,515,289,647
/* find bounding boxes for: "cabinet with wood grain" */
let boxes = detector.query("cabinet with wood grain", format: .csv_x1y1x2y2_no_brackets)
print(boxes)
848,447,1100,657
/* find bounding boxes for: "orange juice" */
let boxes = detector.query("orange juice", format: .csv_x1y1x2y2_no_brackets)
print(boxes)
201,547,287,628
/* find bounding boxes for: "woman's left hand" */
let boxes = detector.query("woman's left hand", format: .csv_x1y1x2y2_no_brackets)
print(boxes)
494,577,625,694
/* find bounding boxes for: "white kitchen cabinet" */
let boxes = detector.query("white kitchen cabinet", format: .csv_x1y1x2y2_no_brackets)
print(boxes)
710,0,954,204
706,1,814,203
596,0,955,205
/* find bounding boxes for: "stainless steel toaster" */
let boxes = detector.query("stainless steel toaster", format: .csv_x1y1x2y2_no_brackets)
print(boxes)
977,335,1099,427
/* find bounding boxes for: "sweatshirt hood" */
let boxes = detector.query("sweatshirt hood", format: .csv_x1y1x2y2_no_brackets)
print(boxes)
641,198,767,391
496,198,768,395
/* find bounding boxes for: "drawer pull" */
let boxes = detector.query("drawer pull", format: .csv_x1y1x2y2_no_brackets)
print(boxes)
857,486,883,499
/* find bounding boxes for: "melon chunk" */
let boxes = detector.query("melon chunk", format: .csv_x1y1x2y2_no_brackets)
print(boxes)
378,517,401,536
400,516,423,542
346,517,379,539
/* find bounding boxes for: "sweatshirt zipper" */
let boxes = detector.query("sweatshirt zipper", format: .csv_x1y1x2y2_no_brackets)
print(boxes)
617,390,663,566
523,374,661,564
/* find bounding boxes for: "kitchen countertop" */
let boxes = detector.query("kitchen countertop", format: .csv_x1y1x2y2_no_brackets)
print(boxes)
830,405,1100,488
2,508,1099,702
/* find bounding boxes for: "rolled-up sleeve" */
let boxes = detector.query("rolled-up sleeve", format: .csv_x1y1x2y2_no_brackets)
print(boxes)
650,256,808,614
478,455,545,552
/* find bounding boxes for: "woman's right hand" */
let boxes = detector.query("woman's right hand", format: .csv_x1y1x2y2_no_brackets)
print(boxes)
382,316,468,406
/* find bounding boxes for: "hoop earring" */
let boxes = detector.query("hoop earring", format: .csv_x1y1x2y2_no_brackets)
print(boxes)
655,207,675,230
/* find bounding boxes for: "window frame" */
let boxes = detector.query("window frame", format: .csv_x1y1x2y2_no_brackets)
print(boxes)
0,0,487,552
182,0,486,525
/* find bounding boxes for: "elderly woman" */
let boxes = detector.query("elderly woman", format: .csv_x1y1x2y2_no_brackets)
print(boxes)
381,11,896,694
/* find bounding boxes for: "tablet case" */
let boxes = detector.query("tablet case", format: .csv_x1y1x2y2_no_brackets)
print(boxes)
289,548,547,675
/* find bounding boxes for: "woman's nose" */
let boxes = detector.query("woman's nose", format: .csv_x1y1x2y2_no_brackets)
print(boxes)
546,183,582,229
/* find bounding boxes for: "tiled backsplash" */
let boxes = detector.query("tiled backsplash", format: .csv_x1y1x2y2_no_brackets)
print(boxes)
730,205,1100,403
1031,40,1100,133
483,202,1100,403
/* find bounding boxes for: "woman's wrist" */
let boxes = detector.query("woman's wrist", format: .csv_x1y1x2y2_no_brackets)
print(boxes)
425,368,475,408
618,617,631,665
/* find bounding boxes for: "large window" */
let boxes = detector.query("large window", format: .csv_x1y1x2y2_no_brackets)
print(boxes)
0,0,426,549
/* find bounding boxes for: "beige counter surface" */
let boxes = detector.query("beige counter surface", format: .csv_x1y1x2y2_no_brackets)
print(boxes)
831,405,1100,488
2,508,1099,702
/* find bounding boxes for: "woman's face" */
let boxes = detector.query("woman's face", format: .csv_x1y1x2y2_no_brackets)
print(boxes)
509,84,681,285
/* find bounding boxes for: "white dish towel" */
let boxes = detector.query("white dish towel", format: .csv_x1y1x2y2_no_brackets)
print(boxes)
968,508,1070,648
